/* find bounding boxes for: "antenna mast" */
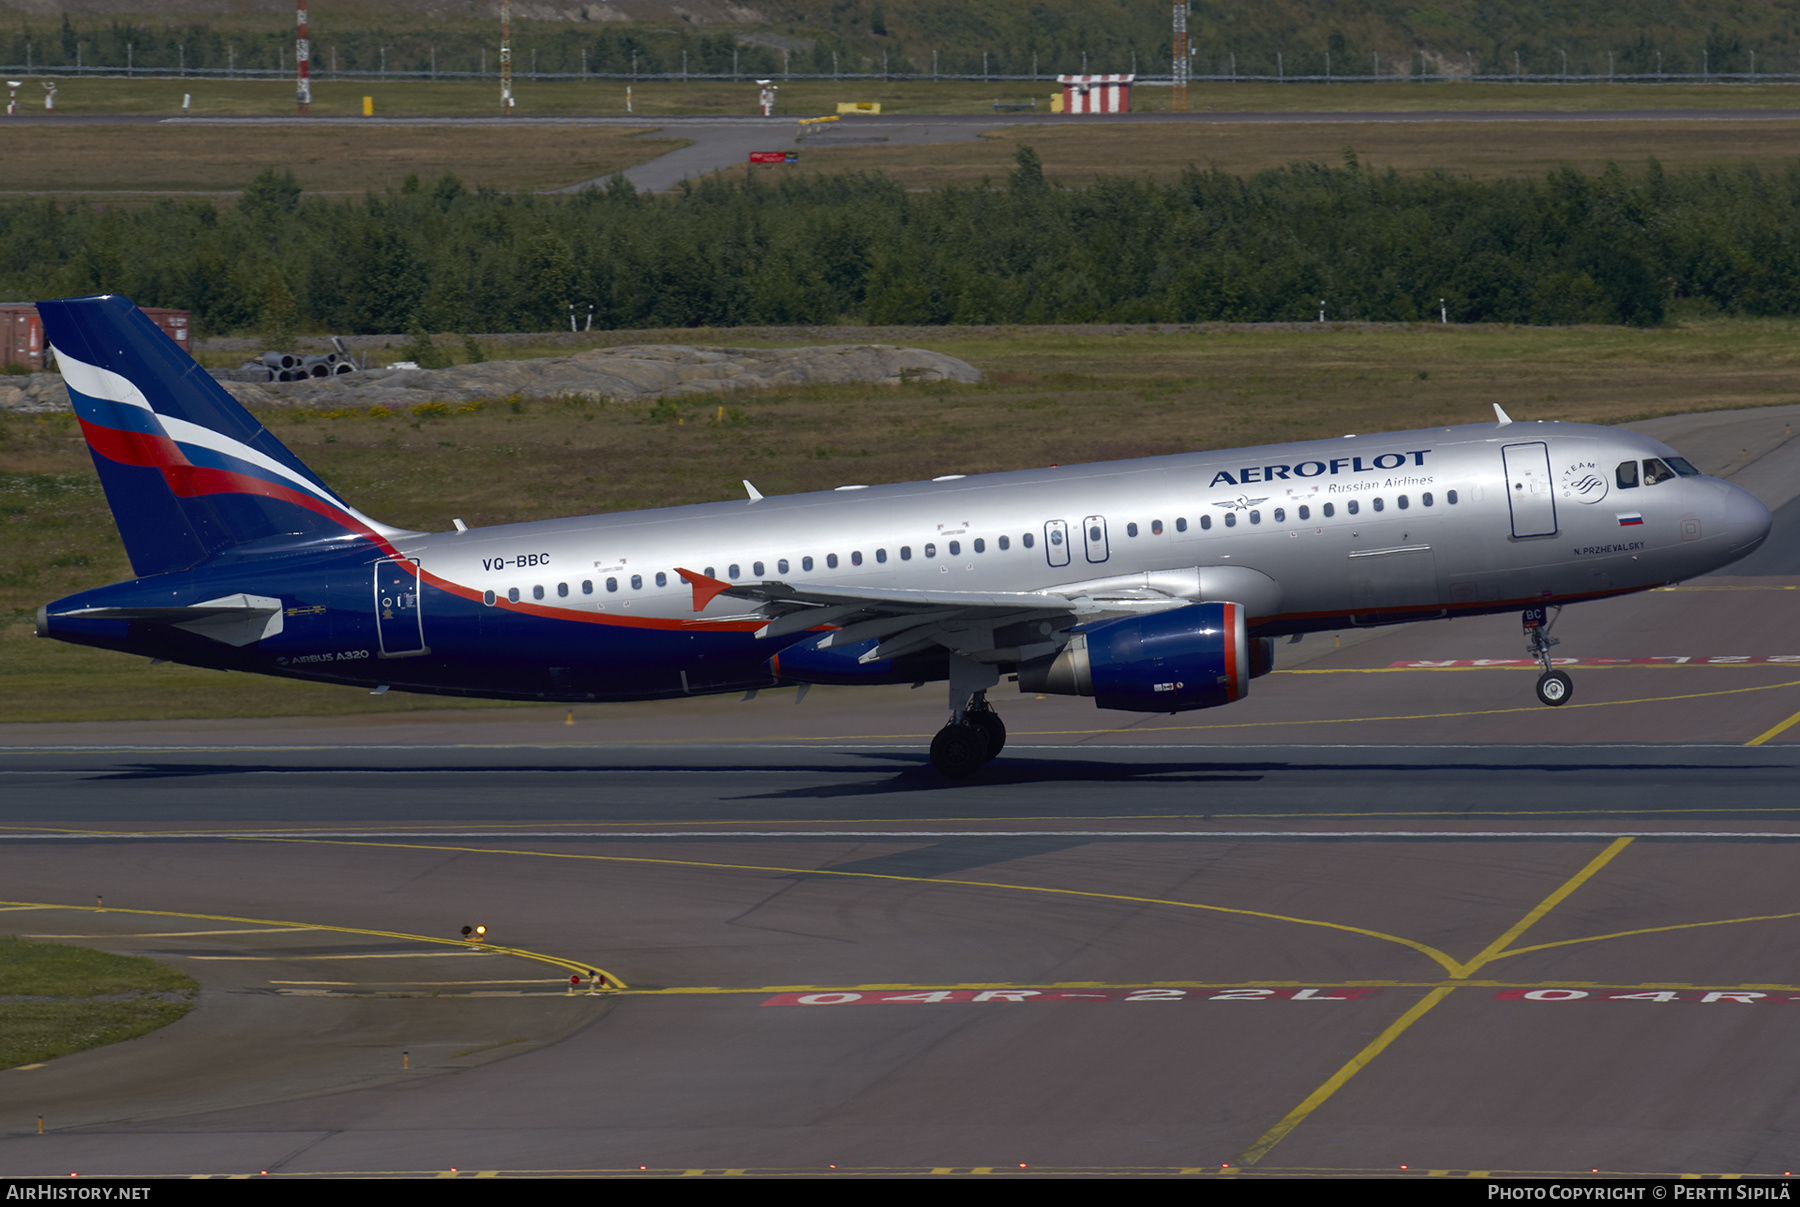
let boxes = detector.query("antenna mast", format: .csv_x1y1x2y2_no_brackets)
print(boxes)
500,1,514,112
1172,2,1188,112
296,1,310,115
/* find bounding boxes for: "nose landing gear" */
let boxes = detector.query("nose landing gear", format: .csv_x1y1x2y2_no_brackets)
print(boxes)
1525,605,1572,707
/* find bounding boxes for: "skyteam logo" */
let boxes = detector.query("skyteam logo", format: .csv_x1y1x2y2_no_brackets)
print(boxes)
1559,459,1608,504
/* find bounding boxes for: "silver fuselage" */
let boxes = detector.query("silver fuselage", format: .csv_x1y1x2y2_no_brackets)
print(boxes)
406,420,1771,635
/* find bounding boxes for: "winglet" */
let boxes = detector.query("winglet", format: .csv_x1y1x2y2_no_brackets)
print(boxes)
676,567,735,612
1494,404,1513,426
743,480,763,502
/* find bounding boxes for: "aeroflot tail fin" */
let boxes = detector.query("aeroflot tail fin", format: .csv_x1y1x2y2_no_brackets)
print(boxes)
39,294,405,577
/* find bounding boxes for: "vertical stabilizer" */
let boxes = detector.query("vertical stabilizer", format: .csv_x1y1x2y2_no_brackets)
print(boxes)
40,294,402,576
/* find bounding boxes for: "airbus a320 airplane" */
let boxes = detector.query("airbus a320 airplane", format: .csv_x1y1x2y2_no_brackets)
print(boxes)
34,296,1774,776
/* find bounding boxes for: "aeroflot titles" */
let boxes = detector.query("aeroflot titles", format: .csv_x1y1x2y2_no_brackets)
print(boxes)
1208,448,1432,487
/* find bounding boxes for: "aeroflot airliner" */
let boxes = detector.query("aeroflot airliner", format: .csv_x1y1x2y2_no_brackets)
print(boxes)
34,295,1774,776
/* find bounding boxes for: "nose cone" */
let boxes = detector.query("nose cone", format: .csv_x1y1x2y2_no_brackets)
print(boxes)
1722,483,1773,559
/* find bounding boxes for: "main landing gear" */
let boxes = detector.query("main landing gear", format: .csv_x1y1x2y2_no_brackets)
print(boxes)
931,694,1007,779
931,654,1007,779
1524,605,1573,707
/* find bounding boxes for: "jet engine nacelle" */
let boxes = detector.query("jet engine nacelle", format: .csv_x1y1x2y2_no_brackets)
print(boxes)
1017,601,1271,713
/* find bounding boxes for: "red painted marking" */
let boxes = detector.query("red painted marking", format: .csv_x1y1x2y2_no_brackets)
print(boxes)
1389,657,1800,668
758,987,1387,1007
1223,602,1241,702
1493,989,1782,1002
676,567,736,613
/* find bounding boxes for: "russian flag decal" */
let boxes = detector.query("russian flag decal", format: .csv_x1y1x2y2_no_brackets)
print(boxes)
1617,513,1644,526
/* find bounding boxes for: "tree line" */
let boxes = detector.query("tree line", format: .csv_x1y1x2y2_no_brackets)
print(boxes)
7,151,1800,340
7,3,1798,81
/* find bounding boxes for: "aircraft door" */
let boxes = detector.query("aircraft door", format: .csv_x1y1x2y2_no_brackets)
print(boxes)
1044,519,1071,567
1502,442,1558,538
1082,515,1109,563
374,557,428,658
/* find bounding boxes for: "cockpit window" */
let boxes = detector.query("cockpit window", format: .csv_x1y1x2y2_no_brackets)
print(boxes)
1665,456,1700,477
1616,460,1639,489
1643,458,1679,485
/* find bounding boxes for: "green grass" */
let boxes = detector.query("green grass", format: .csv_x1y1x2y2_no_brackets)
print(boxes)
12,74,1800,118
0,935,198,1069
8,318,1800,723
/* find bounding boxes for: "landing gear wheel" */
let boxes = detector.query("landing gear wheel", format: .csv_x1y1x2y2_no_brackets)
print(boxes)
930,722,988,779
965,709,1006,761
1536,670,1573,707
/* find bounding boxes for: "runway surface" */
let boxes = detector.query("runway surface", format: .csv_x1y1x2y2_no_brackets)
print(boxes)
3,407,1800,1178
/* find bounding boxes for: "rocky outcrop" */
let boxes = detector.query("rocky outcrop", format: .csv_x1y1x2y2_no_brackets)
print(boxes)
0,374,69,414
0,344,980,414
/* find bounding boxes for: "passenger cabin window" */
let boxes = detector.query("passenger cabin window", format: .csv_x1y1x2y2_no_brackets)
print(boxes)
948,540,961,556
1447,490,1458,505
876,548,887,563
728,564,740,580
1421,493,1433,507
753,562,765,577
1176,517,1188,532
582,580,593,594
655,572,667,587
557,582,569,597
851,551,862,566
1127,522,1139,538
508,587,520,602
803,556,814,571
900,546,912,560
1372,497,1384,512
973,538,985,553
484,590,496,606
1200,515,1212,530
827,553,839,569
1347,500,1360,515
1298,506,1310,520
997,536,1009,551
533,585,545,600
1248,510,1261,524
1224,513,1236,528
1151,519,1163,535
606,578,618,593
704,566,716,578
631,574,642,590
1398,495,1409,510
1023,533,1035,548
778,559,789,574
925,544,937,558
1274,507,1286,523
1323,503,1335,517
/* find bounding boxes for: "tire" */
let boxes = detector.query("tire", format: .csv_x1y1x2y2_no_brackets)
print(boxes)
966,709,1006,760
1536,670,1573,707
930,722,988,779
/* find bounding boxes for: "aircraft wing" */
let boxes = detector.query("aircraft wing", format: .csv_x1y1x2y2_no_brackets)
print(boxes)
674,567,1195,665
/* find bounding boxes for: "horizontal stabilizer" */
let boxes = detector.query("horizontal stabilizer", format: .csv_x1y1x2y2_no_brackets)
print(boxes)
57,593,284,647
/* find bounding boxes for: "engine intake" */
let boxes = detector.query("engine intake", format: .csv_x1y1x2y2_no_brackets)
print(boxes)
1018,601,1266,713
